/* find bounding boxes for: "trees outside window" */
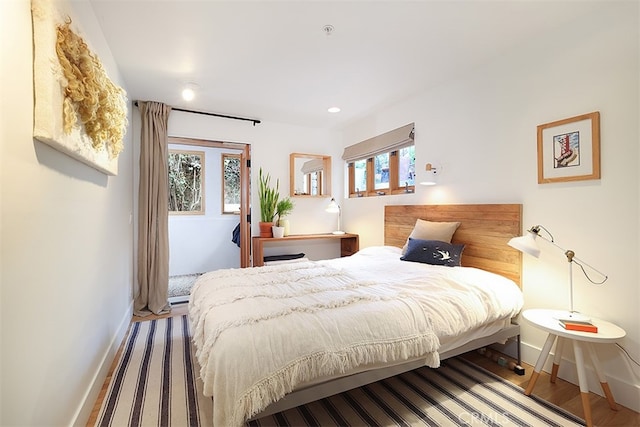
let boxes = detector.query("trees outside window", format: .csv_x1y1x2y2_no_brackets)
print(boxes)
374,152,390,190
168,150,204,214
222,153,241,214
398,145,416,187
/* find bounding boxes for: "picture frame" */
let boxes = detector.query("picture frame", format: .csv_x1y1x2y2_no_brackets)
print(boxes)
537,111,600,184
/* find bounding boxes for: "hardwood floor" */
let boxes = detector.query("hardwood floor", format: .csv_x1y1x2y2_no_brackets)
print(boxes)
462,351,640,427
88,305,640,426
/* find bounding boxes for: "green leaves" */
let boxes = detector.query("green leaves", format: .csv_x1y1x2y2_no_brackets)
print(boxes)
275,197,294,224
258,168,296,223
258,168,279,222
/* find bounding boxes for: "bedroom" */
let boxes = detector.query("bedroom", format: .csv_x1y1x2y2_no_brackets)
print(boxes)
0,0,638,426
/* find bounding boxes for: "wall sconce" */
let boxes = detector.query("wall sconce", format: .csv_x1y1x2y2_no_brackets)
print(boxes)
325,198,345,235
420,163,438,186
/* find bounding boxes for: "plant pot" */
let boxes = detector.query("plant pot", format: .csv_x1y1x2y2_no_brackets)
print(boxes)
278,219,290,236
272,226,285,238
259,221,274,237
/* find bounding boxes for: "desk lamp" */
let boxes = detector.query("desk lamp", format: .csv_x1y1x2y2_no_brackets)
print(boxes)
326,198,344,235
508,225,607,322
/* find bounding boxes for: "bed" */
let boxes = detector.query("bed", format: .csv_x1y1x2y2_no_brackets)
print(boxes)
189,204,524,426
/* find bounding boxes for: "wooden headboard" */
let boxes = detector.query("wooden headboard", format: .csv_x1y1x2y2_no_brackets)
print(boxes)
384,204,522,286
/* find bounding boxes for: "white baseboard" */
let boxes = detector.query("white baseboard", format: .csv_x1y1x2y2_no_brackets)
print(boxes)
71,301,133,426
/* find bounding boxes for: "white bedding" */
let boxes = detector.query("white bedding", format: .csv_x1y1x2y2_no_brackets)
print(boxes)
189,246,523,426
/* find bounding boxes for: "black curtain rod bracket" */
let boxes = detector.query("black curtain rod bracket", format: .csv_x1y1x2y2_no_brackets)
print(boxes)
134,101,261,126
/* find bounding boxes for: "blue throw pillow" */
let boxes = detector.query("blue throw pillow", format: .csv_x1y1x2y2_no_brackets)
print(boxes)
400,238,465,266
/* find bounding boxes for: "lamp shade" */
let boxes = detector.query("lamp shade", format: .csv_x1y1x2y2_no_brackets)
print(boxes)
419,163,438,186
508,230,541,258
419,176,437,186
325,198,340,213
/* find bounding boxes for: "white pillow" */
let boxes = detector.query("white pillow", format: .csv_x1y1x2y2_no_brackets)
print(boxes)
401,219,461,254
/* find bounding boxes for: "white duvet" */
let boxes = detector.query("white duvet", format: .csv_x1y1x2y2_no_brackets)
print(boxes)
189,246,523,426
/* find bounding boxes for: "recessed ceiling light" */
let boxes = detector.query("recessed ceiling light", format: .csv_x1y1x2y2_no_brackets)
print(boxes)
182,83,197,101
182,88,195,101
328,107,341,113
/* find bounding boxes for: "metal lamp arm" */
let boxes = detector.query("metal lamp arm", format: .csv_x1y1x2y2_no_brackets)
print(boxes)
529,225,608,285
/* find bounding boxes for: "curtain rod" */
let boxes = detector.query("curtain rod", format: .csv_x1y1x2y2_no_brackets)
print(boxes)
133,101,261,126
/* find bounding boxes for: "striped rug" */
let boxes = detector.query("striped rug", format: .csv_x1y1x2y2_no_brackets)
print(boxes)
95,315,212,427
95,315,585,426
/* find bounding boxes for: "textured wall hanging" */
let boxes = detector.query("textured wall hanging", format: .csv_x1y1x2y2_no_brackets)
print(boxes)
31,0,127,175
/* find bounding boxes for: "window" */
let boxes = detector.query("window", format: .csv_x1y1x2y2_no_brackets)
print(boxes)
352,159,367,196
374,152,390,190
398,145,416,187
168,150,204,214
343,123,415,197
222,153,241,214
347,148,414,196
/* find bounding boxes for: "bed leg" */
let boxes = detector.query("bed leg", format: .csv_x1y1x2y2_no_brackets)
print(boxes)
513,334,526,376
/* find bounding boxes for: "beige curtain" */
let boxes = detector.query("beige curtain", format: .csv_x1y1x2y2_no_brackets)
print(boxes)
135,101,172,316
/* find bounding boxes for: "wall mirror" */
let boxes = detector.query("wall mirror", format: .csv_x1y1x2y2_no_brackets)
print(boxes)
290,153,331,197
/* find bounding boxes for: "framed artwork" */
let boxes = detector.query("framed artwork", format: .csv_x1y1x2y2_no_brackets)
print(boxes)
537,111,600,184
31,0,127,175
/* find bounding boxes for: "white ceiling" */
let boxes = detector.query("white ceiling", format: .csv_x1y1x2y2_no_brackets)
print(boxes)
88,0,607,129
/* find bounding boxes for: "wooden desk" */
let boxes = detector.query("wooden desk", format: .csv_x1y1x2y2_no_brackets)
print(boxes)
252,233,359,267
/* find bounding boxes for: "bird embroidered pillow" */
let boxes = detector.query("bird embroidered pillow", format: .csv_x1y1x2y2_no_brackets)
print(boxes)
401,219,461,255
400,238,465,266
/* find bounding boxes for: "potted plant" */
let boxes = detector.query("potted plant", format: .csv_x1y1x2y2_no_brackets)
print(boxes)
258,168,279,237
275,197,294,236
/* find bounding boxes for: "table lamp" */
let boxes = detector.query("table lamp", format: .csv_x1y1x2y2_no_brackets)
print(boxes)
508,225,607,322
325,198,344,235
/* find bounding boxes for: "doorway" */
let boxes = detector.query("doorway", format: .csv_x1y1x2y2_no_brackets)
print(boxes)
167,136,251,302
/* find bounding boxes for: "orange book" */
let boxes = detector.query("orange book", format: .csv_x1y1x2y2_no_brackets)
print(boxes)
559,320,598,333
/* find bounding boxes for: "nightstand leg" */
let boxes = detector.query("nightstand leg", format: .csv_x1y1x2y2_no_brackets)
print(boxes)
551,337,566,383
586,343,618,411
573,341,593,427
525,333,556,396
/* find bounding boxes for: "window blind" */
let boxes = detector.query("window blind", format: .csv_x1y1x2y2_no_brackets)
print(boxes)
342,123,414,162
300,158,325,174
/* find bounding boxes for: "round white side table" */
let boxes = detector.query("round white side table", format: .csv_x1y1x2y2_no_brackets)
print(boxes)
522,309,626,427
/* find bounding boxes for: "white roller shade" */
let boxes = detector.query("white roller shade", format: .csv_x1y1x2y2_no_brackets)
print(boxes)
342,123,414,162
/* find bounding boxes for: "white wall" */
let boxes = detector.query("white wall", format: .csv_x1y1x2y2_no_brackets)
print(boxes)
168,144,242,275
0,1,134,425
166,111,345,261
339,3,639,412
